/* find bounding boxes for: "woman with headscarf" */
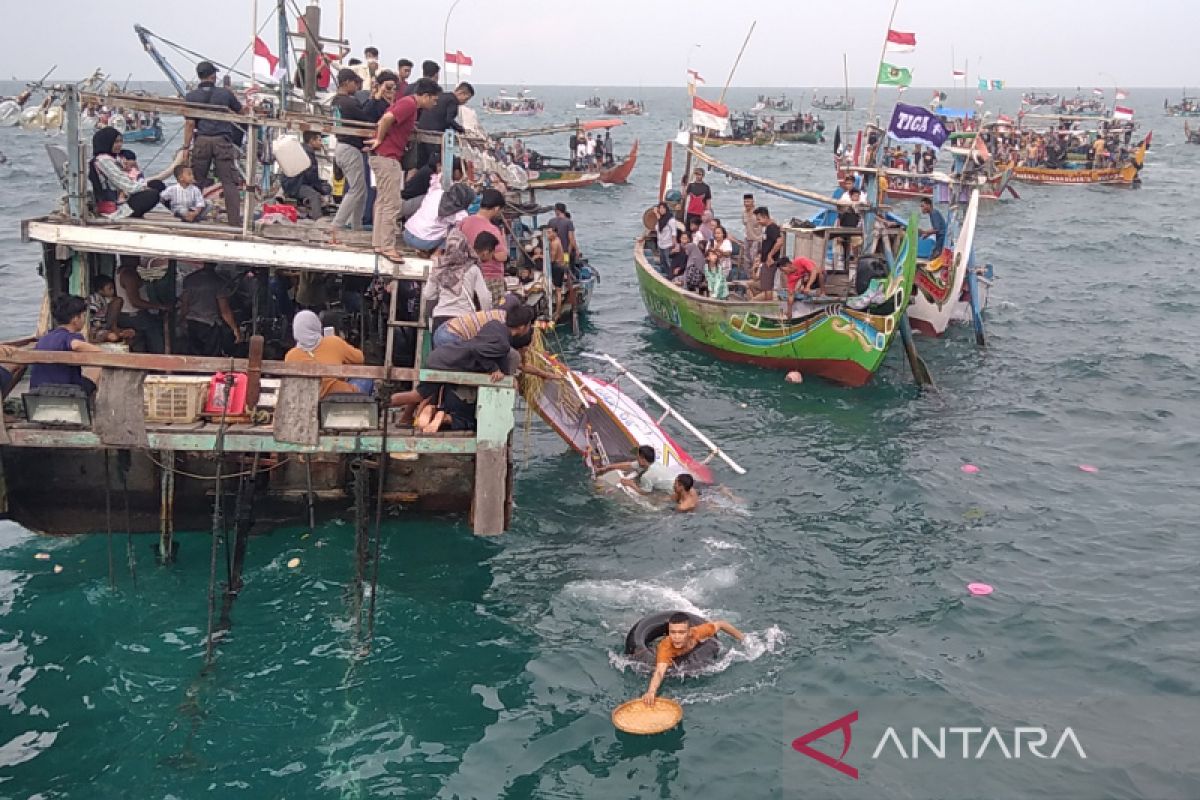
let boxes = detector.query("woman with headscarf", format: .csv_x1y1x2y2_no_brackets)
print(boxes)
403,175,475,251
283,309,366,398
421,229,492,336
89,126,165,219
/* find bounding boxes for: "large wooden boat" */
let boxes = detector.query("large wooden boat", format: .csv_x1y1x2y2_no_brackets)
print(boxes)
604,101,644,116
836,130,1017,201
1012,133,1151,186
775,113,826,144
632,216,918,386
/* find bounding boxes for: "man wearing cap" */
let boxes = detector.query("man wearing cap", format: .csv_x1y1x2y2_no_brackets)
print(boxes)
182,61,245,227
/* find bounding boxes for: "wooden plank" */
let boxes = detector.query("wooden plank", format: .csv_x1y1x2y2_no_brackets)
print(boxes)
273,377,321,446
474,386,517,446
93,368,148,448
4,427,479,454
0,411,9,446
472,444,508,536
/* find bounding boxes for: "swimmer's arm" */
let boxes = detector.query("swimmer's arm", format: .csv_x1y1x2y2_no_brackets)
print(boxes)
642,661,669,706
713,620,745,641
621,478,654,495
595,460,633,476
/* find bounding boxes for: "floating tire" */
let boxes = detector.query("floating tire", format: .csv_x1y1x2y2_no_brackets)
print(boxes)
624,610,721,671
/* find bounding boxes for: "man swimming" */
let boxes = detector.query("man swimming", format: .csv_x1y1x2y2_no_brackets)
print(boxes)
642,612,744,706
595,444,656,495
672,473,699,513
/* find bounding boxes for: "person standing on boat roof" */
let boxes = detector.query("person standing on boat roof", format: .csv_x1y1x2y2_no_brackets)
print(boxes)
182,61,244,228
919,197,946,257
595,445,657,495
403,60,440,96
683,169,712,227
642,613,744,706
331,69,369,230
364,77,441,262
396,59,413,94
416,82,474,168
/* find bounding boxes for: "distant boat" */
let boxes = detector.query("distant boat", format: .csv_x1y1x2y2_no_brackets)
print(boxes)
811,93,855,112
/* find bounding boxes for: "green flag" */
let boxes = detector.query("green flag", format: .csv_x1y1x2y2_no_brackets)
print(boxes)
878,62,913,87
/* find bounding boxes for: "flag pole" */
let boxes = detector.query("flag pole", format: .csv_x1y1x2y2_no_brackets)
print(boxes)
701,20,755,149
867,0,900,124
443,0,464,85
842,52,850,135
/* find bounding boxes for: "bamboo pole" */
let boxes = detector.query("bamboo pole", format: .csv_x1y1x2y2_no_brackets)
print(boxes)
867,0,900,123
579,352,746,475
700,21,756,149
842,52,850,136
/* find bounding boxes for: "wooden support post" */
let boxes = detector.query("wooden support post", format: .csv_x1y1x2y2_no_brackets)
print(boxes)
158,450,176,564
245,335,265,407
94,368,148,448
273,376,321,446
471,384,515,536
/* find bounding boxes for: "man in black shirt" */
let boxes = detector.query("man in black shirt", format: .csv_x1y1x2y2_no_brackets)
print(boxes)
331,68,369,230
416,82,474,167
182,61,244,227
754,207,783,299
403,60,440,96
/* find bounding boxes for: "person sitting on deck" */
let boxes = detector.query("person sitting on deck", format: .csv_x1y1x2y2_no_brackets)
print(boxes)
672,473,700,513
667,229,690,280
160,165,210,223
281,131,331,221
388,304,536,433
180,263,242,356
284,310,369,398
422,229,493,335
641,613,744,706
85,276,135,344
703,247,727,300
89,126,165,220
30,295,104,395
919,197,947,257
676,239,707,294
403,179,474,252
594,444,657,495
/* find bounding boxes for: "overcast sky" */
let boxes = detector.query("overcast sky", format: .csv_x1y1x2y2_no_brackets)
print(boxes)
4,0,1195,88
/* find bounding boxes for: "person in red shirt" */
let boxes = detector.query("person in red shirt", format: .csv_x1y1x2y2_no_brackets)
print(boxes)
642,613,744,706
364,77,440,262
779,256,824,308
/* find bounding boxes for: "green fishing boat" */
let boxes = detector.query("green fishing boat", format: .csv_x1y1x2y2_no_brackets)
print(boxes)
634,216,918,386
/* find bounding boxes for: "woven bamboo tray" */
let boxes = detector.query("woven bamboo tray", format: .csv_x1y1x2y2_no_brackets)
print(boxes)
611,698,683,735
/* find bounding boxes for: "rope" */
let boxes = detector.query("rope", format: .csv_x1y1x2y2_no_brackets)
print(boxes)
142,452,291,482
204,368,235,666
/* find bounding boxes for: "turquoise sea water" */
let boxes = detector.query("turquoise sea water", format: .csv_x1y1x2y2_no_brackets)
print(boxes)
2,83,1199,798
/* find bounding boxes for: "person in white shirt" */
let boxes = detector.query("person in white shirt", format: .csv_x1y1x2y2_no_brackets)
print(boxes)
403,181,471,251
159,164,210,222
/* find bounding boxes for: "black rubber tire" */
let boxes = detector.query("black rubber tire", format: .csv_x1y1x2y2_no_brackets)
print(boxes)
624,610,721,670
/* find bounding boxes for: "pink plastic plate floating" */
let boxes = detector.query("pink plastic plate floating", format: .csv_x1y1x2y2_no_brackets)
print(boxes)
967,582,994,596
961,464,980,474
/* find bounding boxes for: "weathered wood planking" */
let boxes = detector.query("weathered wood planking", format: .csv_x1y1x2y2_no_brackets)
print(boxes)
273,376,321,446
94,368,148,447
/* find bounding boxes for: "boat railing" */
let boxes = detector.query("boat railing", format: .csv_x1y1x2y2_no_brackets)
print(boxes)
0,347,514,455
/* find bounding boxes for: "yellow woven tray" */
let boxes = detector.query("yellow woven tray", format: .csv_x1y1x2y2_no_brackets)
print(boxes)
612,698,684,735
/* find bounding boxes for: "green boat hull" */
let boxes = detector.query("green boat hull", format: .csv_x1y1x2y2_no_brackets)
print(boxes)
633,217,918,386
776,131,825,144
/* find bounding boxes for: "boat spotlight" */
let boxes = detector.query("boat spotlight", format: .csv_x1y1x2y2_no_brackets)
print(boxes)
319,394,378,431
22,385,92,427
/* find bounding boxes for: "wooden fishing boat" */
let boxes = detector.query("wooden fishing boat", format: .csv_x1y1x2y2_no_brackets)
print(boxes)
632,216,918,386
1186,121,1200,145
775,113,825,144
604,101,644,116
836,129,1017,201
483,91,543,116
908,186,980,337
1164,95,1200,117
1021,92,1061,107
1012,133,1151,186
752,94,793,113
811,94,854,112
1057,95,1108,117
696,113,774,147
525,140,638,189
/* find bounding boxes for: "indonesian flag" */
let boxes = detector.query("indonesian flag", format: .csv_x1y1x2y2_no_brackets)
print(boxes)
692,95,730,134
1115,88,1128,100
952,69,965,80
885,29,917,53
445,51,473,80
1113,105,1134,120
1092,87,1104,97
686,69,705,86
253,37,280,82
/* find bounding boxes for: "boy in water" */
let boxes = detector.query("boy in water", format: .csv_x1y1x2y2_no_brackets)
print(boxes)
595,444,656,495
672,473,699,513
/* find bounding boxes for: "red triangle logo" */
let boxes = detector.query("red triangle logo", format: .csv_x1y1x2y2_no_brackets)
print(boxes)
791,710,859,780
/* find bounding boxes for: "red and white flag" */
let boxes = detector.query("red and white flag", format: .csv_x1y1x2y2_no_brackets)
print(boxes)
1092,87,1104,97
691,95,730,134
444,51,473,81
952,69,965,80
253,37,280,82
1113,105,1134,120
686,68,705,86
1114,88,1128,100
885,29,917,53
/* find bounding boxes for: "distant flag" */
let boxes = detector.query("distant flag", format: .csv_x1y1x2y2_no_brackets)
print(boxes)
686,68,706,86
991,80,1004,90
444,50,473,82
885,29,917,53
253,37,280,82
691,95,730,134
1113,105,1134,121
1115,88,1128,100
1092,87,1104,97
974,94,985,106
832,125,842,157
952,69,966,80
978,78,988,91
877,62,913,87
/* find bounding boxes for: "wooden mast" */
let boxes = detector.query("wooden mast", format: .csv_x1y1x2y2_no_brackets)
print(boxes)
842,52,850,135
867,0,900,123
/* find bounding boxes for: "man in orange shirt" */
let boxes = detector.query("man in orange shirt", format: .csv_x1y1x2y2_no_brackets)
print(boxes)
642,612,744,706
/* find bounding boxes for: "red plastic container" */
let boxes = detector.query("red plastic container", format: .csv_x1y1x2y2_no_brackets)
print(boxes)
204,372,248,416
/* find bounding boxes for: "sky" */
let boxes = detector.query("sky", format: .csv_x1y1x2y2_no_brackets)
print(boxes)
3,0,1196,88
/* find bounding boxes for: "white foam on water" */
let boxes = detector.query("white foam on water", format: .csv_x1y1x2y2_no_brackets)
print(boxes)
606,625,786,677
560,579,707,617
701,537,745,552
681,566,739,598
